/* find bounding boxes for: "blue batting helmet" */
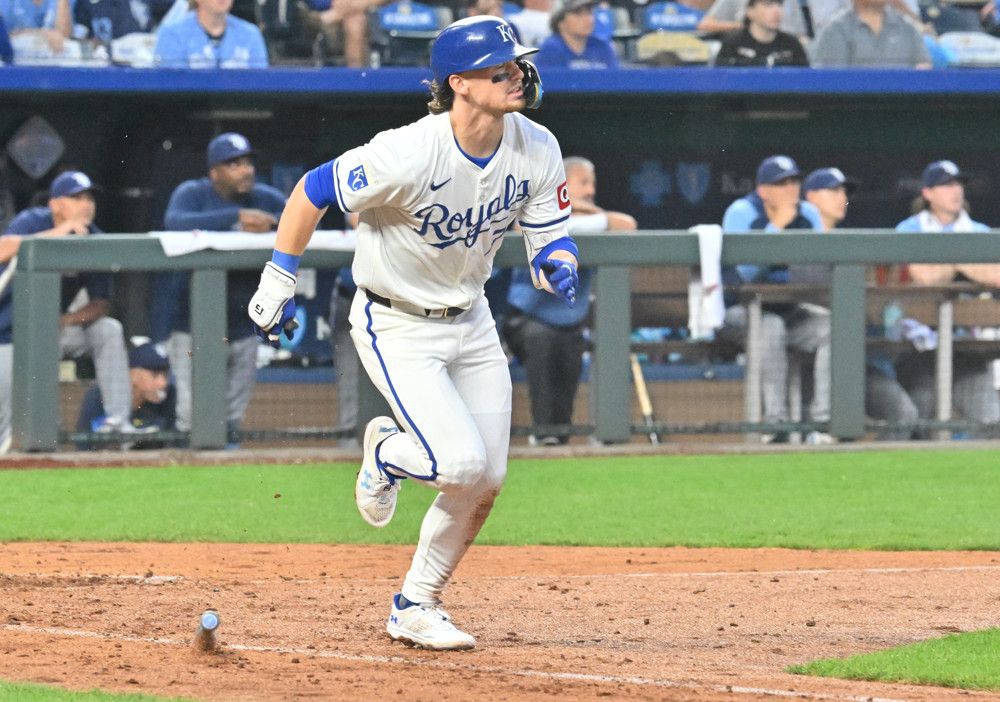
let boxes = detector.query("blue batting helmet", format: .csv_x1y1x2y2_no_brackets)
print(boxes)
430,16,538,84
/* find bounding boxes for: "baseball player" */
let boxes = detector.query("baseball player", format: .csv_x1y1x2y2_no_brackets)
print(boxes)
248,16,578,650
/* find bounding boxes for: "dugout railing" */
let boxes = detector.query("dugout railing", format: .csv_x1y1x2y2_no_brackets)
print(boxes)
13,230,1000,451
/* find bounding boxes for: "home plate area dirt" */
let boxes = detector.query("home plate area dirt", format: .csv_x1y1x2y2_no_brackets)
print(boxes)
1,543,999,702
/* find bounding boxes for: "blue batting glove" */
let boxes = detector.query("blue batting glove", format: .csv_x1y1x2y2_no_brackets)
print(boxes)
539,259,578,308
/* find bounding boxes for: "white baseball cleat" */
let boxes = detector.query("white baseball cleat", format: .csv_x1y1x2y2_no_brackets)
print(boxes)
386,594,476,650
356,416,401,528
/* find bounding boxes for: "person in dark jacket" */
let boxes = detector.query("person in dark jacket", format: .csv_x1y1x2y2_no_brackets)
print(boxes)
714,0,809,66
153,132,287,447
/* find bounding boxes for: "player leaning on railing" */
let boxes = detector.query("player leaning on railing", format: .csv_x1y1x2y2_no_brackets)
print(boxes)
249,16,578,650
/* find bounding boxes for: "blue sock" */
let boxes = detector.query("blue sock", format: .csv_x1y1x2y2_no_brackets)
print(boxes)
396,593,417,608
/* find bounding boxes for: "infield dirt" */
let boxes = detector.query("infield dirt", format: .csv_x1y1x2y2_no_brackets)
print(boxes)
1,542,999,702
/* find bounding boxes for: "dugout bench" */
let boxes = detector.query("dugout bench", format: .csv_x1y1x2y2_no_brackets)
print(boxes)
13,231,1000,450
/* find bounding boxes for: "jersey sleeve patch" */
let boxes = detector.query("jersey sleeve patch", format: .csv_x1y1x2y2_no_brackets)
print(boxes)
557,181,570,209
347,164,370,192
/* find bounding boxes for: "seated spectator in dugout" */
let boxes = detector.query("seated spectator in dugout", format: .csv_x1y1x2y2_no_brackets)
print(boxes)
894,160,999,438
503,155,637,447
791,167,920,441
714,0,808,66
534,0,619,68
0,171,132,454
717,155,834,445
76,341,178,450
154,0,268,67
811,0,931,68
153,132,286,448
0,0,72,55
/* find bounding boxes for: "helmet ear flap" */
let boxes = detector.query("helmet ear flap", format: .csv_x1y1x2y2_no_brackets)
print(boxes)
516,58,543,109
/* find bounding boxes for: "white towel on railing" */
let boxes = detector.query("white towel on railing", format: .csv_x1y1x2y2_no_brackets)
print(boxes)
687,224,725,340
152,230,357,257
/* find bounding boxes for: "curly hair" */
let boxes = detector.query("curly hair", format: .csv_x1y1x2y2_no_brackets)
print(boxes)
425,78,455,115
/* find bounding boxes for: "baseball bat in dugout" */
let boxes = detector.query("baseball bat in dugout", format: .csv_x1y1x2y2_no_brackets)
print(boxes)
629,353,660,444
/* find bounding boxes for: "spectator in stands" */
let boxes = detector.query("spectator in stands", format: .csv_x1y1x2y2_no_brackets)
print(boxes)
0,0,72,54
467,0,504,17
808,0,924,37
0,171,132,453
714,0,809,66
697,0,806,40
894,160,999,438
534,0,619,68
509,0,553,48
154,0,268,67
503,155,636,446
718,155,834,444
76,341,178,450
811,0,931,67
296,0,390,68
73,0,173,45
0,13,14,63
154,133,287,447
793,167,920,440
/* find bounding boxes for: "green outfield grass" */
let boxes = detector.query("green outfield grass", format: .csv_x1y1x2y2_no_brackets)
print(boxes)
3,447,1000,700
1,450,1000,549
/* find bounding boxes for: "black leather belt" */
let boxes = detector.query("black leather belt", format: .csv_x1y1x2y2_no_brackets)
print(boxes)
364,288,465,319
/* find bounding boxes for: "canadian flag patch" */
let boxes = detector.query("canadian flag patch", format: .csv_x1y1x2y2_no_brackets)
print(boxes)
557,181,570,209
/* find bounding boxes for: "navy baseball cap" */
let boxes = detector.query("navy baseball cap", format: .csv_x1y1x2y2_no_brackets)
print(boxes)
756,155,800,185
50,171,98,198
206,132,255,169
802,167,857,195
129,342,170,371
922,160,966,188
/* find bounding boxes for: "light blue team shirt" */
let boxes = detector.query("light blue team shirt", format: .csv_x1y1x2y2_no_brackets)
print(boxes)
0,0,66,31
154,12,268,68
533,33,619,69
722,193,823,284
895,213,989,233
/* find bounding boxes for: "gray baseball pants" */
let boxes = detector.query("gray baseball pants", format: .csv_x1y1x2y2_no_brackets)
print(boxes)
0,317,130,452
167,332,258,433
719,302,832,423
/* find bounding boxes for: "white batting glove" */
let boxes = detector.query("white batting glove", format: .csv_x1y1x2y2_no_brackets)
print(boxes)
249,261,299,348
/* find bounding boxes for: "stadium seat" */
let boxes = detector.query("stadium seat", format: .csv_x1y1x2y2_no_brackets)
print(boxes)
595,4,641,62
369,0,452,67
640,1,704,33
937,31,1000,66
635,30,712,64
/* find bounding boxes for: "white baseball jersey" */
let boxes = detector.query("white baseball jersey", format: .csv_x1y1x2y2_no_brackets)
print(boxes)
311,111,571,310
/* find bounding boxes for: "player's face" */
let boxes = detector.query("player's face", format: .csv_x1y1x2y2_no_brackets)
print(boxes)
923,181,965,219
49,191,96,226
566,165,596,205
806,185,848,226
758,177,801,209
458,60,526,113
131,368,170,404
210,156,256,199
